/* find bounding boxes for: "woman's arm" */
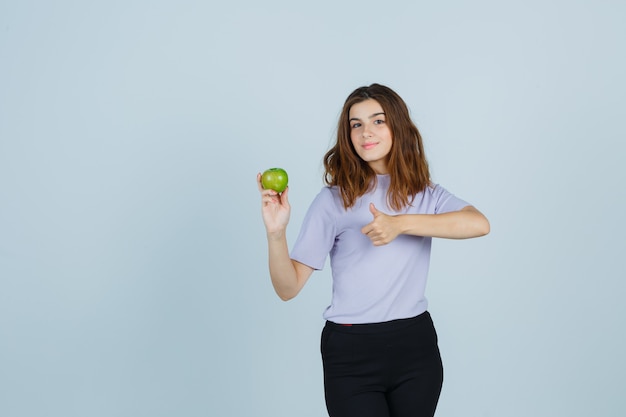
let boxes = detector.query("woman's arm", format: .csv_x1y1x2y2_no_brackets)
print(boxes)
258,173,314,300
362,204,490,246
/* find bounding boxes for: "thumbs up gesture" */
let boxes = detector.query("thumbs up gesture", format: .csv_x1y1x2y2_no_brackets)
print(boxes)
361,203,401,246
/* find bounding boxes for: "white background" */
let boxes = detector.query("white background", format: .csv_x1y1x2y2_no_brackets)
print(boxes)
1,1,624,416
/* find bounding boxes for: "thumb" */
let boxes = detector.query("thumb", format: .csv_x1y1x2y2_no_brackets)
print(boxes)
280,186,290,206
369,203,380,217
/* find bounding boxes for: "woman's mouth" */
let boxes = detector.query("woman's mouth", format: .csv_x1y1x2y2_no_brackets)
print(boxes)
363,142,378,150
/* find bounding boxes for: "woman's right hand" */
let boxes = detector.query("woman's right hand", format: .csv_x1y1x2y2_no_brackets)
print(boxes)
257,172,291,235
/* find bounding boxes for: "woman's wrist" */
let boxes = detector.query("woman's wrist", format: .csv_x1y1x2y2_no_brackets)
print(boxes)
266,229,287,242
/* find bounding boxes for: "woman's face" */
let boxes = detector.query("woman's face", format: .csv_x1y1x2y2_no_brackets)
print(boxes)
349,99,393,175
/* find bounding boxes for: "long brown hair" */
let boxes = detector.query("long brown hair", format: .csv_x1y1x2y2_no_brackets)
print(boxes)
324,83,431,210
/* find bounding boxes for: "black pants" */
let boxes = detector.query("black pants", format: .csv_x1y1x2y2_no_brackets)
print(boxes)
320,311,443,417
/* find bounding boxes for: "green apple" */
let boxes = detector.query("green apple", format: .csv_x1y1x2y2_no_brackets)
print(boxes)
261,168,289,193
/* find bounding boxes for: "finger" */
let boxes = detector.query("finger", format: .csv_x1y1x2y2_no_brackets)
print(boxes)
257,173,264,192
280,186,290,206
369,203,380,217
262,190,281,203
262,196,278,206
263,189,278,199
261,193,278,206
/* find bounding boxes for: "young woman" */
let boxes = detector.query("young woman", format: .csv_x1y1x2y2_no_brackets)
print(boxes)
257,83,489,417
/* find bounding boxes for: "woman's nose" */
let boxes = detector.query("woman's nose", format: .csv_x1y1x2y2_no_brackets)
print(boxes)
362,124,373,138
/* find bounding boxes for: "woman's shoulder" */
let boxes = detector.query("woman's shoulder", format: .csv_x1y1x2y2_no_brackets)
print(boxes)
310,185,342,208
411,183,453,206
423,182,454,196
416,182,442,198
315,185,337,197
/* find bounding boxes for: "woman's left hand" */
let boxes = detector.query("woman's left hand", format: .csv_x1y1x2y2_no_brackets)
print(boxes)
361,203,400,246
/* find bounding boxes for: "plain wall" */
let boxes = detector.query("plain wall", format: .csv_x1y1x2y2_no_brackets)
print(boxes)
1,1,624,416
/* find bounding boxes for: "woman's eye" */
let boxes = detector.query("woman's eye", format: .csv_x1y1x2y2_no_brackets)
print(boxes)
374,119,385,125
351,123,361,129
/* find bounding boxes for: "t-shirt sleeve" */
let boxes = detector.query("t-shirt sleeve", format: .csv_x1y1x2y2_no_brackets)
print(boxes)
432,184,471,214
290,188,337,271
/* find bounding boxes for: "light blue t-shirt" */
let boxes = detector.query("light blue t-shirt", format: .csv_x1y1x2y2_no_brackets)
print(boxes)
290,174,469,324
